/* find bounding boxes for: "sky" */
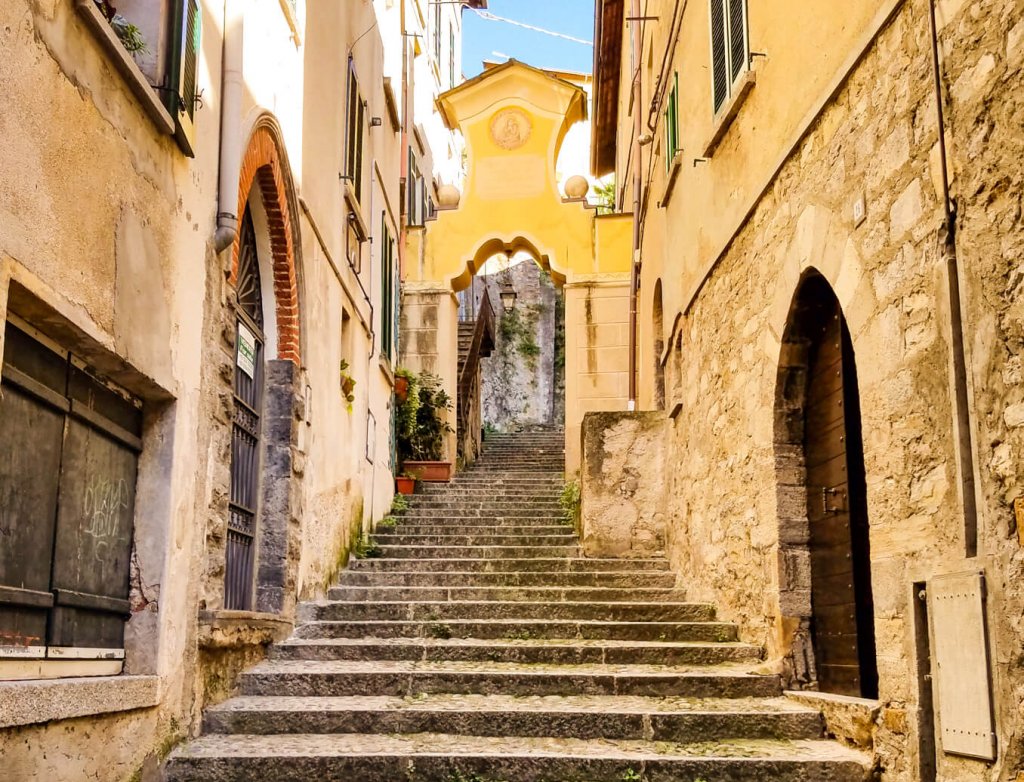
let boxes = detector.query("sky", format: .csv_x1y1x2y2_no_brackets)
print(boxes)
462,1,596,78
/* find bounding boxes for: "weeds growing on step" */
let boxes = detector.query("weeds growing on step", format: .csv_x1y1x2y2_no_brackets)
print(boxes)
559,480,581,527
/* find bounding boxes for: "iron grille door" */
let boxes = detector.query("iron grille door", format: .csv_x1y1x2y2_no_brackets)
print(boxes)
225,208,266,610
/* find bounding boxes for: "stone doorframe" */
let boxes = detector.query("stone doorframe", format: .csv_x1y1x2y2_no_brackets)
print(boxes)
211,114,306,616
766,204,875,688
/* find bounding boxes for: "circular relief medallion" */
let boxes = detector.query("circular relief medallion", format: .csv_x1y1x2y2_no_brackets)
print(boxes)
489,108,532,151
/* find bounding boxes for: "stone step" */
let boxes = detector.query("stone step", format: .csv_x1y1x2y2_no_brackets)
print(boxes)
374,545,581,559
294,618,740,643
327,585,690,603
372,534,576,547
396,500,564,510
336,570,678,588
203,693,819,742
165,733,869,782
303,600,717,623
269,637,759,666
347,558,671,573
376,525,572,536
392,509,566,520
238,660,781,699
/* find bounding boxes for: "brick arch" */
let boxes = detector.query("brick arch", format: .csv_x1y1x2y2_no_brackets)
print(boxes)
232,121,301,364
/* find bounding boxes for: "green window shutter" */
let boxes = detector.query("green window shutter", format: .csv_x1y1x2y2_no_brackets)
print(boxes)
664,73,679,171
710,0,728,113
166,0,201,156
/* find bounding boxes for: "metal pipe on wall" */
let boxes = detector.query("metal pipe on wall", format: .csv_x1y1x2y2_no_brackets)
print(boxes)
927,0,978,557
627,0,643,410
214,0,243,252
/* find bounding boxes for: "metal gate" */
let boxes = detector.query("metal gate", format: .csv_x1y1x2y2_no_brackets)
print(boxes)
0,321,142,665
225,207,266,610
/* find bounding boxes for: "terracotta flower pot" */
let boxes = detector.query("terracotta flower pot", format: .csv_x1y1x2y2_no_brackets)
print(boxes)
395,476,416,495
403,460,453,482
342,377,355,396
394,376,410,402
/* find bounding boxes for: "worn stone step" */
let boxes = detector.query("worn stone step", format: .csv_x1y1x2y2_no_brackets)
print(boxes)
203,693,819,742
239,660,781,699
372,534,576,547
304,600,716,623
327,585,690,603
377,525,572,536
269,637,759,666
392,509,566,520
395,500,564,510
294,618,739,643
347,558,671,573
336,570,678,588
375,545,581,559
416,487,565,496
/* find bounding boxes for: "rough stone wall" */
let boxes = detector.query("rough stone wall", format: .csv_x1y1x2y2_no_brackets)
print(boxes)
580,412,668,558
480,261,562,430
662,1,1024,780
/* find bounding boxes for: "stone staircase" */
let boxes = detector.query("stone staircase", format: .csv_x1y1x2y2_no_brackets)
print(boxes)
165,430,869,781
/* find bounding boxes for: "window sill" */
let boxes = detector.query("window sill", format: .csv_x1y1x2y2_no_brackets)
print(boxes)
660,152,684,208
197,610,292,650
702,69,756,158
74,0,176,137
378,355,395,386
0,674,159,729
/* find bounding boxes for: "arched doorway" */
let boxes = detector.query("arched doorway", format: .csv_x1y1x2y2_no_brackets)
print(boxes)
775,271,878,698
652,279,665,410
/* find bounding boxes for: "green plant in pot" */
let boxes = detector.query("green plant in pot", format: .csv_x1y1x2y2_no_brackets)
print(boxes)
396,370,454,482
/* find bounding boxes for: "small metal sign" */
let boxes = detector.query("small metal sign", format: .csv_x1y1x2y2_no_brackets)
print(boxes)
236,322,257,379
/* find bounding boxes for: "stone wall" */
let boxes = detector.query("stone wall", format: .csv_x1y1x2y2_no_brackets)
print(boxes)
580,412,668,558
658,1,1024,779
479,261,562,431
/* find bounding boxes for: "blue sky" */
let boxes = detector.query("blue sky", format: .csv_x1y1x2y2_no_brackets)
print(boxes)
462,1,595,77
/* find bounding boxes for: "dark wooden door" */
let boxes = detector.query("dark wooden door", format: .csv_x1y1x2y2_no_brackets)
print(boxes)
0,322,141,660
805,302,878,698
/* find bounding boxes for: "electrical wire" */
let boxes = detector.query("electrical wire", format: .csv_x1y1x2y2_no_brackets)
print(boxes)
469,8,593,46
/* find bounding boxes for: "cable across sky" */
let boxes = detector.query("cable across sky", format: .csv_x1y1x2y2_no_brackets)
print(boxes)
469,8,593,46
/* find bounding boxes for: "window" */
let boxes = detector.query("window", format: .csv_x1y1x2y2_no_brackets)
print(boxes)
380,215,397,361
346,59,367,204
709,0,749,114
433,4,442,63
663,72,680,170
407,150,427,227
449,25,456,87
77,0,202,156
0,321,143,676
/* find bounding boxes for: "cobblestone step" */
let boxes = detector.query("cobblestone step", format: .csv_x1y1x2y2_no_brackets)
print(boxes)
302,600,716,623
346,557,671,572
327,585,690,602
336,570,679,588
269,638,760,666
165,733,870,782
203,694,819,741
293,619,740,643
239,660,782,698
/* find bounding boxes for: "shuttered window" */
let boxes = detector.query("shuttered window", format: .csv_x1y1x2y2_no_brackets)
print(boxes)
380,215,397,361
0,322,143,673
709,0,749,114
663,72,680,171
346,60,367,205
165,0,202,157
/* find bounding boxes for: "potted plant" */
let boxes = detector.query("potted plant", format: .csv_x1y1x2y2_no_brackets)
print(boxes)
397,371,454,482
394,367,414,403
395,473,416,495
340,359,356,412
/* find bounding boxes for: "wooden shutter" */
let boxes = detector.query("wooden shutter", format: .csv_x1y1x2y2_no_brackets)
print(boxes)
728,0,748,83
710,0,729,113
167,0,201,157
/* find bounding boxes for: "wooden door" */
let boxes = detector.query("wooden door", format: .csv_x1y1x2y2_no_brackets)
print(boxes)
805,301,878,698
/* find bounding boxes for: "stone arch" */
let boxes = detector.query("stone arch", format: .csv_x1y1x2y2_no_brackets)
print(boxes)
450,235,568,292
652,279,665,410
773,267,878,697
233,116,303,364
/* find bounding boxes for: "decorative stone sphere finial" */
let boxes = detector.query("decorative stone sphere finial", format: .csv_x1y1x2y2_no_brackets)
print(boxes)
564,175,590,199
438,184,461,207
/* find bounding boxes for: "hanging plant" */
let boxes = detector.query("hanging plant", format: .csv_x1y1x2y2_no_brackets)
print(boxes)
340,359,356,411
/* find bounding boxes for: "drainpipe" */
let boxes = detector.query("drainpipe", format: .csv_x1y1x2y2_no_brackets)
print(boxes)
627,0,643,411
214,0,244,252
928,0,978,556
399,0,410,278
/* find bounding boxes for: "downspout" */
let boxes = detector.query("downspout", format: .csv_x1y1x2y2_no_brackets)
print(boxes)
928,0,978,556
399,0,410,278
214,0,243,252
627,0,643,411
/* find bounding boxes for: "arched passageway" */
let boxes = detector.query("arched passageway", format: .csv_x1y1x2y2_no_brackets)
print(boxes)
775,270,878,699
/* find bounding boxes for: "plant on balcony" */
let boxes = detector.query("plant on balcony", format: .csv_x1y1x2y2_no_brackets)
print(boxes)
397,370,454,481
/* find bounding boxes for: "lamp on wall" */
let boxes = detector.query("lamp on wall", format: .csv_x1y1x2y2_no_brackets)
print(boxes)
499,266,517,311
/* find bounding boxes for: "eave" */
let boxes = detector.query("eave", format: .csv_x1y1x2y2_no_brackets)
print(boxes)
591,0,624,177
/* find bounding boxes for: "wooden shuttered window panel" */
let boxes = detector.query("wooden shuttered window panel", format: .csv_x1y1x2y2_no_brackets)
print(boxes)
346,62,366,204
709,0,749,114
710,0,729,113
380,215,396,361
166,0,201,157
663,73,679,171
